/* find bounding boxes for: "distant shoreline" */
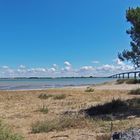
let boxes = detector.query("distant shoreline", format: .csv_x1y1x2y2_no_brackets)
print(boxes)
0,76,109,79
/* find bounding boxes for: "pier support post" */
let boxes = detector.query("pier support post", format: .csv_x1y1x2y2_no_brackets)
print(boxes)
134,72,137,79
123,73,125,79
128,73,130,79
118,74,121,79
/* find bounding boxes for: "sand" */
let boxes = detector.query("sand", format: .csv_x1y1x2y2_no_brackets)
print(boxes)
93,82,140,90
64,81,140,90
0,82,140,140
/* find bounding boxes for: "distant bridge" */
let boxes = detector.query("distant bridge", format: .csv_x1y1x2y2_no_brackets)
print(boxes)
108,71,140,79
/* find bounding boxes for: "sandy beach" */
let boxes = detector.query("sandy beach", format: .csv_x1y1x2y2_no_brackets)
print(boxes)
0,82,140,140
65,81,140,91
93,82,140,90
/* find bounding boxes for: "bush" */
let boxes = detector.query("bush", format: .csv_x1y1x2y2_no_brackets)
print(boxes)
96,134,111,140
39,105,49,114
83,99,128,116
116,79,125,84
38,94,53,99
127,98,140,108
82,98,140,120
116,79,140,84
129,88,140,95
125,79,140,84
53,94,66,100
0,120,23,140
38,93,66,100
85,87,94,92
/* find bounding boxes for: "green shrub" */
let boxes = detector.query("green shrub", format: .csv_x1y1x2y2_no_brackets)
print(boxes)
0,120,23,140
129,88,140,95
125,79,139,84
85,87,94,92
84,98,128,116
38,94,53,99
38,93,66,100
39,105,49,114
116,79,140,84
83,98,140,120
127,98,140,108
116,79,125,84
53,94,66,100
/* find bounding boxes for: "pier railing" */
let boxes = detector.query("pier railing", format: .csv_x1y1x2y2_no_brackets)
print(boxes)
108,71,140,79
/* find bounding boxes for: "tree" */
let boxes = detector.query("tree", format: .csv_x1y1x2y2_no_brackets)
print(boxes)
118,7,140,69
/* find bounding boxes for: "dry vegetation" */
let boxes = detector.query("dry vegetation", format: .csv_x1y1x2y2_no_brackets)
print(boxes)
0,87,139,140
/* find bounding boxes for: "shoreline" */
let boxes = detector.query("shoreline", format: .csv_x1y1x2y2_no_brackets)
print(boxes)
1,81,140,91
0,78,116,91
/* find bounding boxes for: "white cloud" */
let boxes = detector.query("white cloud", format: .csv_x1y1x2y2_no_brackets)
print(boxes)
64,61,71,66
53,64,57,68
0,60,135,77
92,60,100,64
2,66,9,69
79,66,94,72
97,64,115,71
17,69,26,73
19,65,26,69
113,58,124,66
49,68,56,72
61,61,73,74
28,68,47,73
96,62,134,76
61,67,71,72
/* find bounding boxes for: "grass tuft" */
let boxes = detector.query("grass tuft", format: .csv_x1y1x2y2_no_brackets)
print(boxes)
129,88,140,95
39,105,49,114
116,79,126,84
53,94,66,100
38,93,53,99
85,87,94,92
38,93,66,100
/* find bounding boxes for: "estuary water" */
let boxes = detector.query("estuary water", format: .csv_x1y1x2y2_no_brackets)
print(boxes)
0,78,115,90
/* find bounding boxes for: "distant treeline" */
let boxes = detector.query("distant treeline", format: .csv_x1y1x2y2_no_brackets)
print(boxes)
0,76,107,79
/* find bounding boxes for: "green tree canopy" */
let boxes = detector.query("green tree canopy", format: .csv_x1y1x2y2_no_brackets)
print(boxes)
118,7,140,69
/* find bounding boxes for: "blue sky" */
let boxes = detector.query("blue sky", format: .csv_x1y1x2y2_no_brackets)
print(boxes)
0,0,139,77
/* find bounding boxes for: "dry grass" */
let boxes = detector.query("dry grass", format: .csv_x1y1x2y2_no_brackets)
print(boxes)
53,94,66,100
38,93,53,99
129,88,140,95
0,120,23,140
32,115,90,133
38,93,66,100
38,105,49,114
96,134,111,140
0,87,139,140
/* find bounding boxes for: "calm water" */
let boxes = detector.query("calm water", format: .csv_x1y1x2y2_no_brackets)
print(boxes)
0,78,115,90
